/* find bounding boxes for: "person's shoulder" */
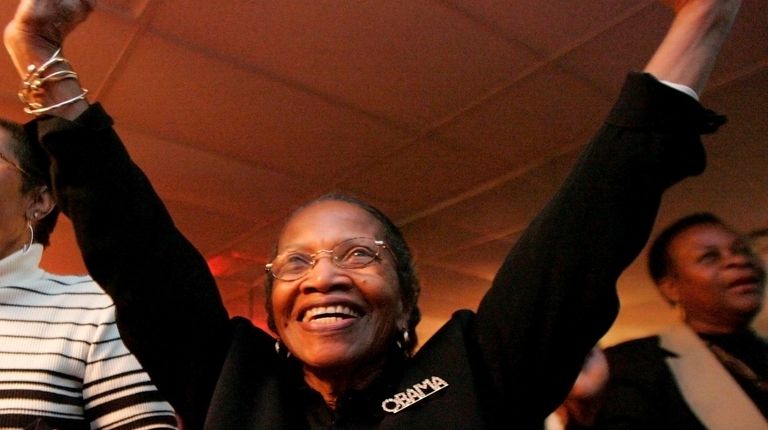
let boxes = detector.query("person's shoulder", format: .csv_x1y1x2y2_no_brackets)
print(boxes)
604,335,669,376
606,335,661,353
39,271,113,299
42,272,99,288
604,336,665,364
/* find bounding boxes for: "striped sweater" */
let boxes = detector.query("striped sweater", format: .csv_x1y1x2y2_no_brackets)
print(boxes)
0,244,177,430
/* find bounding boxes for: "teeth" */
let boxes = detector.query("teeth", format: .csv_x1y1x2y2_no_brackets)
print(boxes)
302,305,361,322
313,316,344,325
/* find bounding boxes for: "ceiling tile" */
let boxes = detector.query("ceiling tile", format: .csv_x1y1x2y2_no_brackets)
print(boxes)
444,0,653,56
708,0,768,86
101,32,408,181
400,212,481,263
556,4,671,95
435,65,611,174
425,175,552,238
430,236,519,281
115,127,312,223
147,0,541,126
339,137,512,216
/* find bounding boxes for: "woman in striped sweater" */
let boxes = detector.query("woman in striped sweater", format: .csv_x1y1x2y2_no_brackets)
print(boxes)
0,117,177,427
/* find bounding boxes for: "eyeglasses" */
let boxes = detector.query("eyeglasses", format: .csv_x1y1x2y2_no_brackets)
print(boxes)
0,151,27,177
265,237,390,281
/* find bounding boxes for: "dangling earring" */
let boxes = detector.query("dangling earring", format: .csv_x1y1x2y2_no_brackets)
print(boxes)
22,219,34,254
274,338,291,358
396,329,410,350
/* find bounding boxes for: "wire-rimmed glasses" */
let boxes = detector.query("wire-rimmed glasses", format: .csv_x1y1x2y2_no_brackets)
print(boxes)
0,150,28,177
265,237,389,281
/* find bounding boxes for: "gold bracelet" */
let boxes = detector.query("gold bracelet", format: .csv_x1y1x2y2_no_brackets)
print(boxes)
26,69,79,90
24,47,63,78
18,47,88,116
23,89,89,115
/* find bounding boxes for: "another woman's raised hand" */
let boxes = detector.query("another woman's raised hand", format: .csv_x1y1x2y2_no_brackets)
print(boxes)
4,0,95,119
6,0,95,49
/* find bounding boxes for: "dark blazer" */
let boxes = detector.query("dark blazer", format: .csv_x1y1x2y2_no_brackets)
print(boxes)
33,73,720,430
595,336,708,430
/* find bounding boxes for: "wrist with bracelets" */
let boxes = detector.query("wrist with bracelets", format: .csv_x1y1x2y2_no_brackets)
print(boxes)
18,47,89,115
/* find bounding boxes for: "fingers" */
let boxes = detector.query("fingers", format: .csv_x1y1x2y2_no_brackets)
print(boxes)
10,0,96,47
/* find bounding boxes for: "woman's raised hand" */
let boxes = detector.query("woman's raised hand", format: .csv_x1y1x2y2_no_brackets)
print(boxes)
4,0,95,119
6,0,95,49
645,0,741,94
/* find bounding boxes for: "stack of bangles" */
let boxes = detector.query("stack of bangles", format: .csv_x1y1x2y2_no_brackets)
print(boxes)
18,47,88,115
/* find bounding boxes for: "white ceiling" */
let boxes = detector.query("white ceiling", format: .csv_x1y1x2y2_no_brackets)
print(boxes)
0,0,766,347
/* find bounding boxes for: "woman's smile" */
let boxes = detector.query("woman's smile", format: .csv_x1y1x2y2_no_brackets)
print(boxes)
300,304,362,323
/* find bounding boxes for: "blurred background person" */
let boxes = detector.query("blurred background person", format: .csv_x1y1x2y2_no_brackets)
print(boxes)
593,213,767,430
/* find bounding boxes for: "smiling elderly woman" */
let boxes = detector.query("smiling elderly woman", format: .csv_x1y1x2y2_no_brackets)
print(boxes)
4,0,743,429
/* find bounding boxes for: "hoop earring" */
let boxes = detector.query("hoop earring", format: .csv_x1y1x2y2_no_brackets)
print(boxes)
22,220,34,254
